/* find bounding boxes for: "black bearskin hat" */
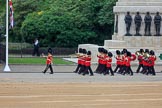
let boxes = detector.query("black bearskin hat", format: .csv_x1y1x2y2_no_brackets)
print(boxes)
127,51,132,57
123,48,127,53
98,47,102,53
103,49,108,54
101,48,105,53
116,50,120,55
140,49,144,53
79,48,83,53
121,51,124,55
145,49,149,53
48,48,53,54
87,51,91,55
150,50,155,55
108,52,113,57
82,49,87,54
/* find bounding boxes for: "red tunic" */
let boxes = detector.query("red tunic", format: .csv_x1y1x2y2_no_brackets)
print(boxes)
46,55,53,64
148,56,156,66
125,56,131,66
122,55,127,66
137,55,143,64
106,57,112,67
80,56,86,65
143,58,149,66
100,55,107,65
77,56,82,65
131,54,136,61
85,56,91,66
97,55,102,64
116,55,122,65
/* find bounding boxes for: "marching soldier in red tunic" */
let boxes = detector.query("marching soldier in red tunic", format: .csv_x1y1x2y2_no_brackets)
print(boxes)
114,50,122,73
82,51,94,76
124,51,134,76
120,49,127,75
95,48,103,73
147,50,156,75
78,49,87,74
99,49,108,74
104,52,114,76
74,48,83,73
141,49,150,74
42,51,54,74
136,49,144,73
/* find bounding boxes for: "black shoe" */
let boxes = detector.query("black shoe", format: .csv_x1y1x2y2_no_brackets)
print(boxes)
49,72,53,74
90,74,94,76
42,71,45,74
73,71,77,73
78,72,82,74
103,73,107,76
82,74,86,76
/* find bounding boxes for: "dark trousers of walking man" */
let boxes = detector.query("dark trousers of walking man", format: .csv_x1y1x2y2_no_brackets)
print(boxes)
43,64,53,74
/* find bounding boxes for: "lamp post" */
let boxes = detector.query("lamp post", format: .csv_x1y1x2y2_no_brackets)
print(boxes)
3,0,11,71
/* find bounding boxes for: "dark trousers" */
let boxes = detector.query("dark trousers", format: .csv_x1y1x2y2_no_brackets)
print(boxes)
145,23,151,35
155,24,161,35
135,23,141,34
32,45,40,56
104,67,114,75
74,64,81,72
95,64,106,74
78,65,85,74
99,64,106,74
136,64,143,73
83,66,93,75
43,64,53,73
125,66,133,75
126,23,131,34
147,66,156,75
141,65,149,74
120,65,127,75
95,64,101,73
114,65,121,73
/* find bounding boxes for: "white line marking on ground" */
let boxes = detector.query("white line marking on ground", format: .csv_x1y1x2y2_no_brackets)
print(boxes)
71,84,160,88
0,93,162,98
25,98,162,103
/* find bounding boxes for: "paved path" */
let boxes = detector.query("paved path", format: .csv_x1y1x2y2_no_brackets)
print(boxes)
0,64,162,73
0,72,162,83
0,64,162,108
0,64,162,83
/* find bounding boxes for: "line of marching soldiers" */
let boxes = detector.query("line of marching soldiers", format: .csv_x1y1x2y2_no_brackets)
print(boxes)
73,48,156,76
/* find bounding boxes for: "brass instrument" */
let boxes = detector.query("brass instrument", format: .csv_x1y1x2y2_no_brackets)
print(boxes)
143,52,150,61
75,53,84,58
75,53,81,56
135,51,141,56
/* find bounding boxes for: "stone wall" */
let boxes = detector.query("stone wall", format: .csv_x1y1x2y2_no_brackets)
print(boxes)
113,0,162,38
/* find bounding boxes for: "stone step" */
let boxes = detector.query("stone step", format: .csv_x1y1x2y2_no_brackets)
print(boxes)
114,6,162,13
118,0,162,2
116,2,162,6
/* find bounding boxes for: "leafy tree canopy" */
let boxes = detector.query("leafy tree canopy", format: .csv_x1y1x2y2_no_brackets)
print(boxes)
1,0,117,47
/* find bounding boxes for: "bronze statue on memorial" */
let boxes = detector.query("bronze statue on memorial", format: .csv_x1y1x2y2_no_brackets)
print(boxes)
124,11,132,36
154,12,161,36
134,12,142,36
144,12,152,36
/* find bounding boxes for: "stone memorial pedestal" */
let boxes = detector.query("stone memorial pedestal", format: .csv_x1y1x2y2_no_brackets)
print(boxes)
78,0,162,64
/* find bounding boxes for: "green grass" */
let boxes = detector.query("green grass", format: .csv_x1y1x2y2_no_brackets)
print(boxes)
9,57,73,65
